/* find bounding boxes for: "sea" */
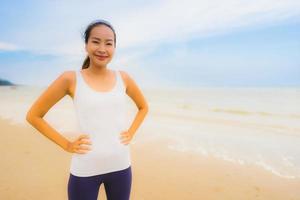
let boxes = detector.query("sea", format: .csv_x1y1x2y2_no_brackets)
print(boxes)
0,85,300,179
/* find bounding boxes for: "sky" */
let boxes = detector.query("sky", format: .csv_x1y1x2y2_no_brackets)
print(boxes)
0,0,299,88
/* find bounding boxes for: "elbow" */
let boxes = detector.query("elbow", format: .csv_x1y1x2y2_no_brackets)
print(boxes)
145,105,149,113
26,108,45,124
141,104,149,114
138,106,148,112
26,112,33,124
26,111,39,124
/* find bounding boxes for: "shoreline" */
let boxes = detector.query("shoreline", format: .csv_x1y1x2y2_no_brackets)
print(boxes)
1,117,300,199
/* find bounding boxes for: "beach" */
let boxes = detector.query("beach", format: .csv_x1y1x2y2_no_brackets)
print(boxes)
1,117,300,200
1,85,300,199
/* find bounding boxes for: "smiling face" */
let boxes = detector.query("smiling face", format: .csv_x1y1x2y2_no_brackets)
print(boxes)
85,25,116,68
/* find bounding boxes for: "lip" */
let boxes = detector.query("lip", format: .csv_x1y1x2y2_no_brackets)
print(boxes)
95,55,108,60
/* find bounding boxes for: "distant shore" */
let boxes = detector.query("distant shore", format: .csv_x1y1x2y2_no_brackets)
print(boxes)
0,78,15,86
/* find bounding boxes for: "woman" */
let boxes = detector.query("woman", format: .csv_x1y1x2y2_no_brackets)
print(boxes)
26,19,149,200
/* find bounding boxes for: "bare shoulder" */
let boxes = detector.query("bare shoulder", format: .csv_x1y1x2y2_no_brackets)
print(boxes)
61,70,75,87
59,70,76,97
39,70,77,101
118,70,148,110
118,69,143,94
62,70,76,81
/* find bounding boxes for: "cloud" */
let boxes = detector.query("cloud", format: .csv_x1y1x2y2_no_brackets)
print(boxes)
4,0,300,57
0,42,21,51
1,0,299,87
115,0,300,48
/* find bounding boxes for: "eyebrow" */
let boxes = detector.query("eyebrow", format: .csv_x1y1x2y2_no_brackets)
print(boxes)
91,37,113,42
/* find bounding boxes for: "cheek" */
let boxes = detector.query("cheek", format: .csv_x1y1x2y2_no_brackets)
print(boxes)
86,41,98,49
108,47,115,54
87,44,98,52
85,45,92,53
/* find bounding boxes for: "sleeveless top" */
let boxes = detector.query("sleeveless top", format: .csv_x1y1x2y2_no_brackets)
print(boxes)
70,69,131,177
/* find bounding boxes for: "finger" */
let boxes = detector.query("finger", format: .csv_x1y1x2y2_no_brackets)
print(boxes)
80,138,93,145
80,143,92,150
120,131,126,135
76,146,91,153
119,136,124,140
80,145,92,150
121,135,130,141
120,134,128,139
78,134,90,140
74,142,82,148
120,138,130,144
76,150,89,154
80,135,91,140
75,142,90,149
122,140,129,145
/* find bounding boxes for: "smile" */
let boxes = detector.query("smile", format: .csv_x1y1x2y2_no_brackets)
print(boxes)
95,55,108,60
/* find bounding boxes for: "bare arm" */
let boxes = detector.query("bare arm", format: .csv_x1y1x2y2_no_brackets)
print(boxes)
26,71,72,151
121,71,149,138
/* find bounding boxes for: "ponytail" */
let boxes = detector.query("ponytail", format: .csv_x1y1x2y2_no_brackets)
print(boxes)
82,56,90,69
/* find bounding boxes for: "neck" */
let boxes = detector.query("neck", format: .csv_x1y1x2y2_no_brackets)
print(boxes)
86,63,110,76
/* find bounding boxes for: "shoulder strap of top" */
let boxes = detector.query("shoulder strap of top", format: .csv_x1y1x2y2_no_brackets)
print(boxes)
75,70,81,86
72,70,82,101
116,70,126,92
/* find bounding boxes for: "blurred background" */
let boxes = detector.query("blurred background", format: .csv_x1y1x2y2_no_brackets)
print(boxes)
0,1,300,199
0,0,299,88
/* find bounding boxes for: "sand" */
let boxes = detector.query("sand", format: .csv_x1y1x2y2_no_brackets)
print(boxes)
1,118,300,200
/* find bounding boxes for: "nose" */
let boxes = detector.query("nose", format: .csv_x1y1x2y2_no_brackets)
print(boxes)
96,44,106,53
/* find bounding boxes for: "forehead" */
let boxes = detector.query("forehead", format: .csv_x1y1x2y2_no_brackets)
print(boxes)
90,25,114,40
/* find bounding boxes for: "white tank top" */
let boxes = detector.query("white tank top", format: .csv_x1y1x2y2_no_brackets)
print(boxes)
70,69,131,177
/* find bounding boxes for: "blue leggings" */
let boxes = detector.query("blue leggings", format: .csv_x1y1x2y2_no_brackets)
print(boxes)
68,166,132,200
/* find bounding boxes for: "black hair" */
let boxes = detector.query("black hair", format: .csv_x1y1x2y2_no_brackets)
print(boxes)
81,19,116,69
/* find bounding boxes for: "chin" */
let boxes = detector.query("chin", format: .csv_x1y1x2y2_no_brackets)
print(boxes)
93,59,107,64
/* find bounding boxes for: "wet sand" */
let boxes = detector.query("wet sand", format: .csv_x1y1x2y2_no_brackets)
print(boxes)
1,118,300,200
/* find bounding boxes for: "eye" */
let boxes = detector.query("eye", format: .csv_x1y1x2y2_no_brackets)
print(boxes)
92,41,99,44
107,43,112,45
